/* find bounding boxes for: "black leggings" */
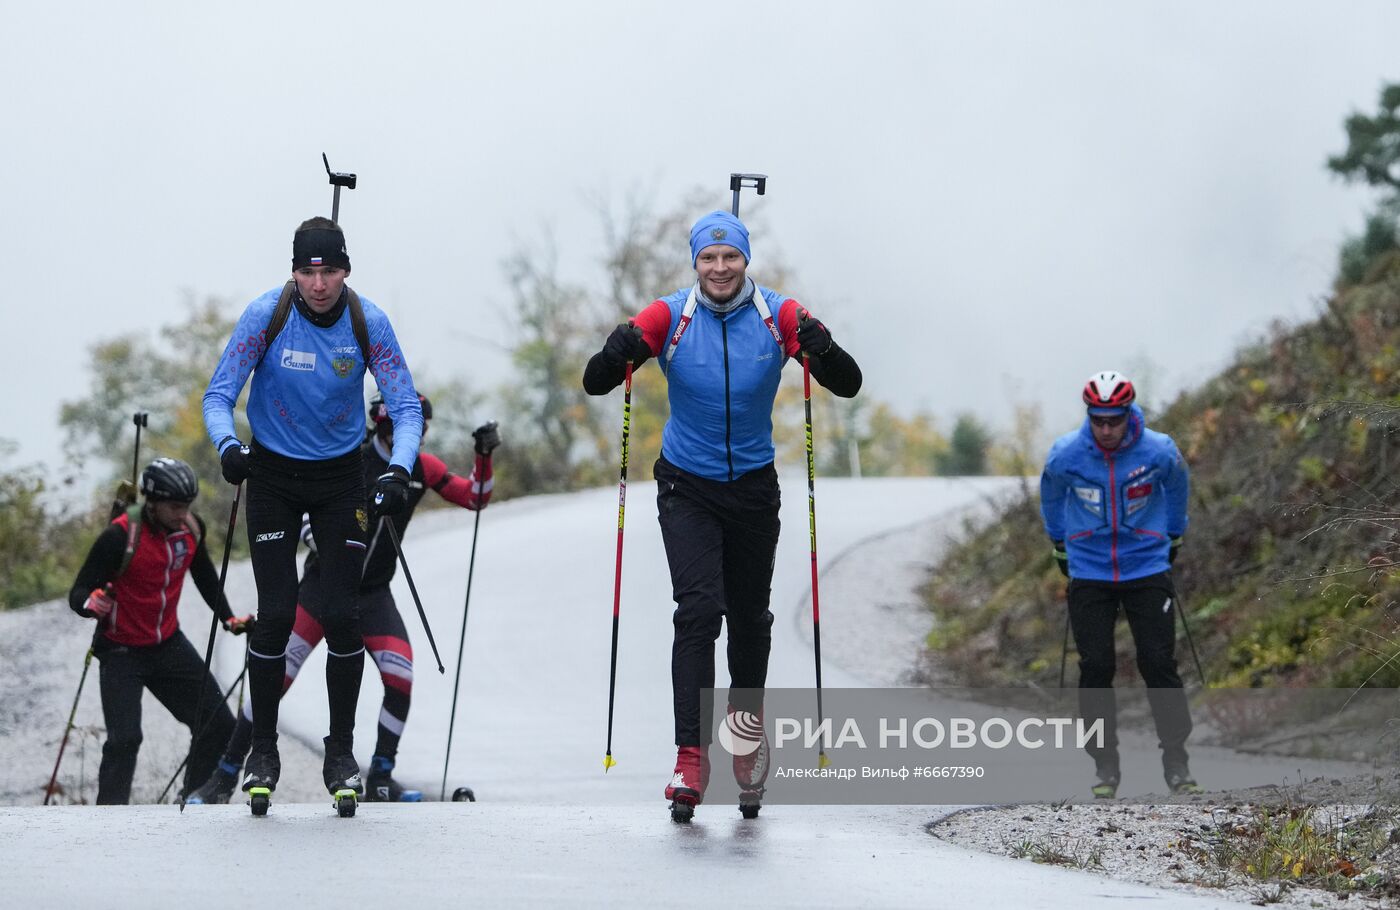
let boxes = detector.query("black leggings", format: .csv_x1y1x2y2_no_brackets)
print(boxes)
244,443,367,746
655,456,781,746
1068,573,1192,770
94,631,234,804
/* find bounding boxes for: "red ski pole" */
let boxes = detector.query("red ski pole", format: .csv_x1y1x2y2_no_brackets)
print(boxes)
803,342,830,768
603,361,633,771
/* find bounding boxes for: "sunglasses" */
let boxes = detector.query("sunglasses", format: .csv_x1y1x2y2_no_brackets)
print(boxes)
1090,415,1127,428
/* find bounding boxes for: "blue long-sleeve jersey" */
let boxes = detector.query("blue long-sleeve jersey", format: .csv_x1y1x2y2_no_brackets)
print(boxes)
203,287,422,472
1039,404,1189,582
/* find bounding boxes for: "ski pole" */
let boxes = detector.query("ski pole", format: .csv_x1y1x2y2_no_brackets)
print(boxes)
130,411,147,490
801,336,830,769
322,153,357,224
1175,590,1208,687
161,664,247,804
729,173,767,217
603,361,633,772
1058,612,1071,688
43,648,94,805
180,481,242,812
441,439,493,801
383,520,446,674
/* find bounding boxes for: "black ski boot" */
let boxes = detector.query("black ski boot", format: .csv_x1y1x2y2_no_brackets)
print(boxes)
183,760,240,805
1164,748,1201,795
243,739,280,817
1091,757,1120,800
365,754,423,803
323,736,363,818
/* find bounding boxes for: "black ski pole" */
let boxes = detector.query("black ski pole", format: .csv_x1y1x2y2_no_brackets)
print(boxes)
441,432,493,801
322,153,357,224
162,664,247,804
729,172,767,217
180,481,243,812
1175,591,1208,687
43,648,94,805
1058,612,1071,689
382,519,446,674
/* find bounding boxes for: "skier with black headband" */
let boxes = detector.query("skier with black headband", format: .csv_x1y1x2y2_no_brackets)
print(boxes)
202,217,423,816
583,210,863,821
186,394,500,805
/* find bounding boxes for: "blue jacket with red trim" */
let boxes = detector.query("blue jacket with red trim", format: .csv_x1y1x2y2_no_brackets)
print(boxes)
631,286,805,481
1039,404,1189,582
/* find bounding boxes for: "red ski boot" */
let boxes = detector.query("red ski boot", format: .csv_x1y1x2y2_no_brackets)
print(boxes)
725,705,770,819
665,745,710,823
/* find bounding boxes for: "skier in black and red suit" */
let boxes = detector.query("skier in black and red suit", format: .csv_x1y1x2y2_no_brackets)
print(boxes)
68,457,253,804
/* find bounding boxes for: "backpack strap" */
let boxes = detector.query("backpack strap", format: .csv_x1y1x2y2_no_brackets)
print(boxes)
663,285,783,368
345,288,374,370
255,281,297,368
257,282,373,372
116,505,144,579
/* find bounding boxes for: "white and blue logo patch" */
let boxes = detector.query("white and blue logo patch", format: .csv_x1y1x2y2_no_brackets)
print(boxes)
281,349,316,372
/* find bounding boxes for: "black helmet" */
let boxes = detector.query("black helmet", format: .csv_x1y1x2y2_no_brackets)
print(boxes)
141,457,199,503
369,392,432,425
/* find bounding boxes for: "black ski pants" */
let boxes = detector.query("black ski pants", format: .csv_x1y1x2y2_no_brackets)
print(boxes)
93,630,234,804
655,456,781,747
244,443,366,748
1068,572,1193,773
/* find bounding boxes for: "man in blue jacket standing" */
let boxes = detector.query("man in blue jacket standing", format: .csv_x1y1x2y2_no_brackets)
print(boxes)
1040,371,1198,798
203,216,422,812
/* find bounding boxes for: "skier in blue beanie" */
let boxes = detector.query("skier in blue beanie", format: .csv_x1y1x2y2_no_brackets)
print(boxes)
584,208,862,821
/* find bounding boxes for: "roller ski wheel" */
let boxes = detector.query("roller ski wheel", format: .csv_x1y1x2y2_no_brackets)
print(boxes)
451,787,477,802
248,787,271,817
1091,772,1120,800
669,792,698,824
739,788,764,819
334,789,358,818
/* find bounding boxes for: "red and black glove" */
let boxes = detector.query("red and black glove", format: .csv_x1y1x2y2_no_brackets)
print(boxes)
223,615,255,635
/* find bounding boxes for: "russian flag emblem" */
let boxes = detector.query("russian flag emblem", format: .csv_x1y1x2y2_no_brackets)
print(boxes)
310,256,323,265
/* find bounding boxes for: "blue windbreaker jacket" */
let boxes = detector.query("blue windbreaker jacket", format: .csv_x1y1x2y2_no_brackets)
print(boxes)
202,287,422,472
1039,405,1189,582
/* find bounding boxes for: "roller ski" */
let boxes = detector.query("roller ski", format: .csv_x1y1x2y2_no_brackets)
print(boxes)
365,754,423,803
726,705,770,819
323,736,363,818
1091,757,1119,800
182,760,240,806
242,740,280,817
665,745,710,823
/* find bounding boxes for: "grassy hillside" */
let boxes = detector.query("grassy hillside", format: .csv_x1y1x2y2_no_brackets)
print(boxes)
921,251,1400,690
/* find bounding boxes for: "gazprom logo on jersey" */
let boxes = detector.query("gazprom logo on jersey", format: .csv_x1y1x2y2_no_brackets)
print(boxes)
281,349,317,372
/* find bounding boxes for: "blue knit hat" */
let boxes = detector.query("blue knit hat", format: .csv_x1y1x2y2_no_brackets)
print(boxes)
689,211,751,265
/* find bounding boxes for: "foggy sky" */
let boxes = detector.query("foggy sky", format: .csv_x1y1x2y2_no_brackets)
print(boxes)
4,1,1397,488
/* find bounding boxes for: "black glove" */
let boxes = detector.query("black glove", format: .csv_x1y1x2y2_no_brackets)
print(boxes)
220,442,251,485
472,421,501,456
371,465,412,518
1169,536,1183,565
1052,540,1070,578
223,615,255,636
796,312,834,356
602,323,651,366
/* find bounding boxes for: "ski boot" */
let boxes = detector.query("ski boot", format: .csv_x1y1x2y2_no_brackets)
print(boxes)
1091,757,1120,800
1165,765,1202,795
323,735,363,818
183,760,240,806
365,754,423,803
1091,771,1120,800
665,745,710,823
242,740,280,817
1164,750,1202,795
726,706,770,819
